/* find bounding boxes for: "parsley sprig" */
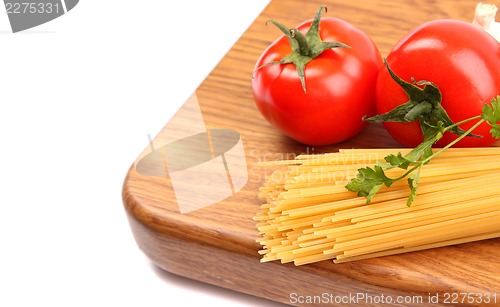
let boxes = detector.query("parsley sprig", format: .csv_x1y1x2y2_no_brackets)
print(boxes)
346,61,500,207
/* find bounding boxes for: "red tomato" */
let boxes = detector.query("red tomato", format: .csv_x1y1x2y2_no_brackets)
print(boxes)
376,19,500,147
252,14,382,146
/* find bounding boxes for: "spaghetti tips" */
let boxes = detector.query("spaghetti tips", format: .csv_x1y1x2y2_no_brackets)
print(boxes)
254,148,500,265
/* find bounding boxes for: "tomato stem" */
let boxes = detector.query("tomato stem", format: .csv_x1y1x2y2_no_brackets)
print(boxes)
405,101,433,121
258,6,350,92
365,60,481,139
290,29,310,56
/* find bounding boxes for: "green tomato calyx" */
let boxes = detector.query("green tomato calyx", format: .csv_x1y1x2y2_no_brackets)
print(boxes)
257,6,350,93
364,59,482,142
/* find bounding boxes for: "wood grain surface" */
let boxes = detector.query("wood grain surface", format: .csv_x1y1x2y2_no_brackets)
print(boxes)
122,1,500,306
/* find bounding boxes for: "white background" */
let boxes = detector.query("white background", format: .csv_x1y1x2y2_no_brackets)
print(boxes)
0,1,292,306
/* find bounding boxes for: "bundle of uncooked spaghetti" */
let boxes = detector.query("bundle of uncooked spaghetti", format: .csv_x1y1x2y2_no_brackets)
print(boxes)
254,147,500,265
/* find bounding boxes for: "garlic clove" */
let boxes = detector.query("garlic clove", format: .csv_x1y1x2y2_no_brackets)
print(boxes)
472,2,500,42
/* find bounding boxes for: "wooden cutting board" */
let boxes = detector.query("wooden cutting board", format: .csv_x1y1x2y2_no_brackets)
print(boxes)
122,1,500,306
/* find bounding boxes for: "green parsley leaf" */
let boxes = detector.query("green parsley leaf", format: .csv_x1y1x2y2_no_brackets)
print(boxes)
384,152,412,169
406,168,421,207
365,183,383,204
481,95,500,138
345,165,395,204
